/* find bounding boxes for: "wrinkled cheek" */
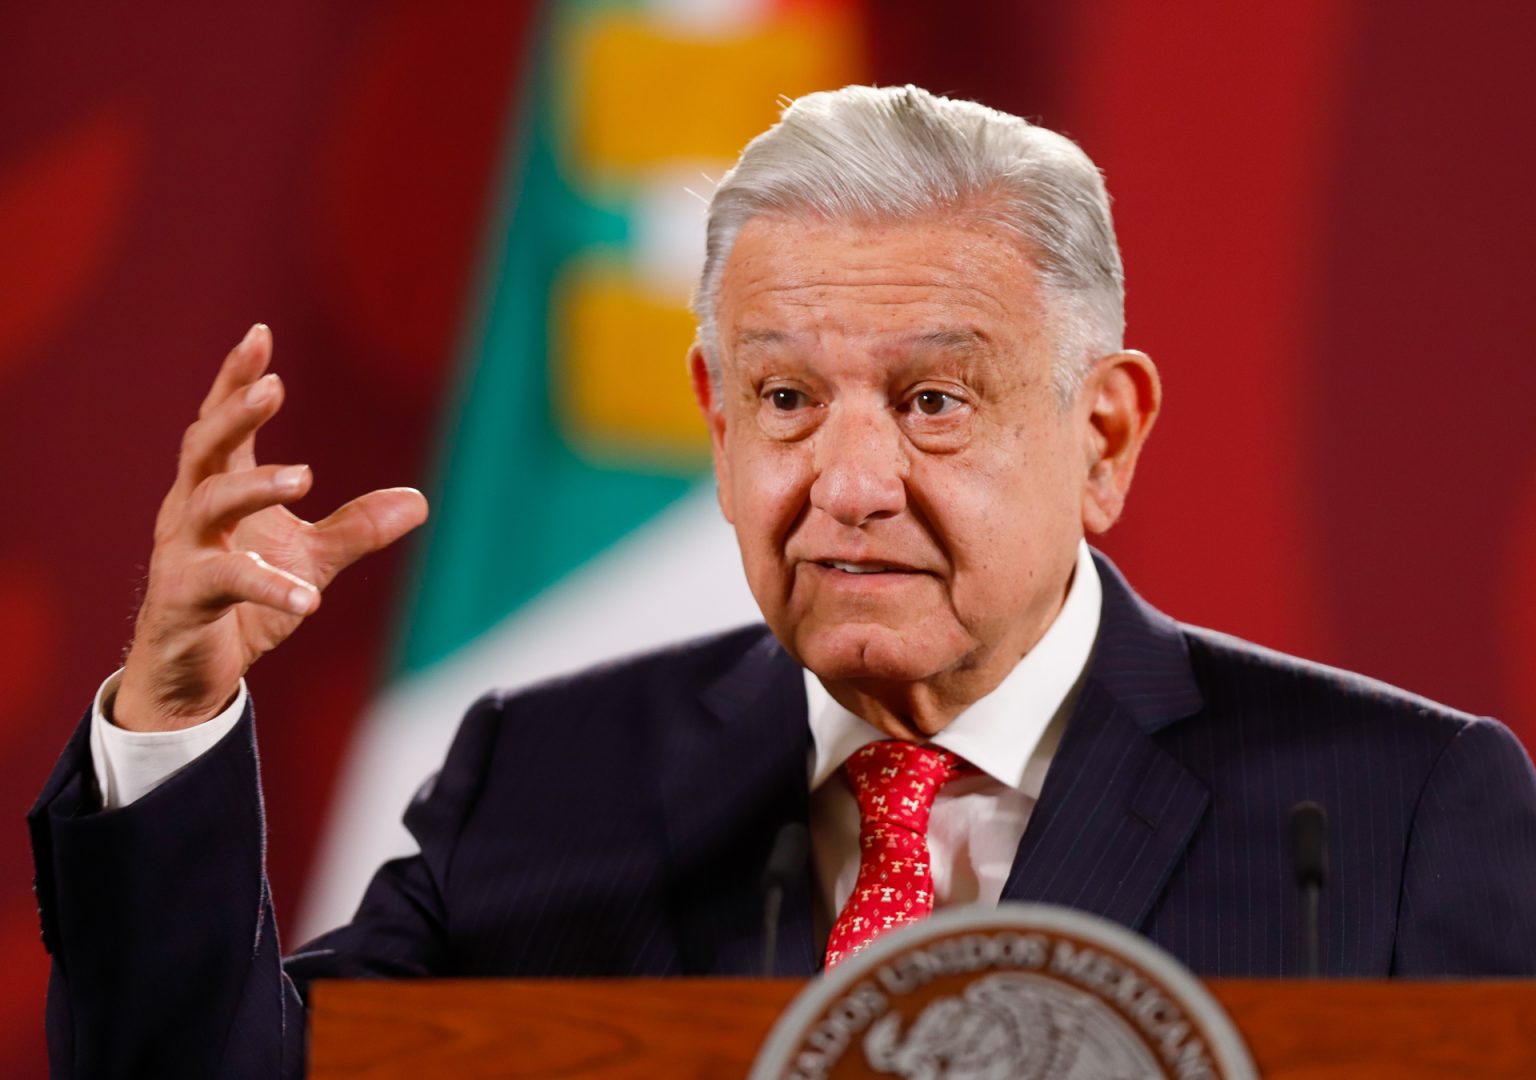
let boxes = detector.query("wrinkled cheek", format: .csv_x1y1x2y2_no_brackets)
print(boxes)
946,529,1045,634
728,448,811,609
737,535,792,616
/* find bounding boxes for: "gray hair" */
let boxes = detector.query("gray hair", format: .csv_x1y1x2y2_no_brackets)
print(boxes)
690,84,1125,403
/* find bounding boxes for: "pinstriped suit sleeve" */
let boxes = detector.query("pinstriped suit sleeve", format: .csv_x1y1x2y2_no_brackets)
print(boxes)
1394,716,1536,975
29,691,505,1079
31,700,303,1079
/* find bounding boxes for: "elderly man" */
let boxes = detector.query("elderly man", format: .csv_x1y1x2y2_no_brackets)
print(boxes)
31,86,1536,1077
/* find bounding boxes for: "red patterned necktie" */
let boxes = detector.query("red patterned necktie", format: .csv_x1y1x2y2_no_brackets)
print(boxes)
824,740,976,969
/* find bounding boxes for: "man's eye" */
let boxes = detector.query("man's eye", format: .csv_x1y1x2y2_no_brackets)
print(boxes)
912,390,961,416
768,388,809,411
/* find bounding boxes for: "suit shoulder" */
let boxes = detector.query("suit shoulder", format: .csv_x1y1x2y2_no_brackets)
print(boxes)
471,622,782,723
1178,622,1484,739
1165,625,1529,808
420,624,784,819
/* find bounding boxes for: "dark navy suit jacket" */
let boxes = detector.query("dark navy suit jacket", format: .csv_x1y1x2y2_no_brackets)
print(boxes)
29,554,1536,1077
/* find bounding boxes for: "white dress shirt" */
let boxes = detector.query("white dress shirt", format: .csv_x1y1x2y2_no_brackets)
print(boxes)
90,672,247,809
92,544,1102,932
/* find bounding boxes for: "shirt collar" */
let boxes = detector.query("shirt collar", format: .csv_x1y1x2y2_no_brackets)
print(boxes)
804,540,1102,794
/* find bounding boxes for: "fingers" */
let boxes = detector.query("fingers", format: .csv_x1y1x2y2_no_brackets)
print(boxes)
187,463,311,538
187,323,275,482
176,370,285,497
311,487,430,576
198,550,319,617
198,323,272,420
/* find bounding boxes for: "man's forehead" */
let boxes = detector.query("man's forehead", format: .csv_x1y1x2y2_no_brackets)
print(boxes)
732,326,992,357
718,214,1046,329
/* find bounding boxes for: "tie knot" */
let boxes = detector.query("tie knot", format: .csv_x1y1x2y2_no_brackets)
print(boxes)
843,740,973,832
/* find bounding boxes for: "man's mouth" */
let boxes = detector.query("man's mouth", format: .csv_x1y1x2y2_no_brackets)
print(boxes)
817,561,912,575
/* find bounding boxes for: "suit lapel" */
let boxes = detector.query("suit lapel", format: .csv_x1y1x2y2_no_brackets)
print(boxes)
1001,553,1210,933
656,630,818,977
655,555,1207,966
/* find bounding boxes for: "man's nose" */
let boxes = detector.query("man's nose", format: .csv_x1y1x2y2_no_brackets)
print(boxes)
809,404,907,526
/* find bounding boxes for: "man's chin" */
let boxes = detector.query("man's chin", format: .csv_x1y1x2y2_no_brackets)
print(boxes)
790,623,966,685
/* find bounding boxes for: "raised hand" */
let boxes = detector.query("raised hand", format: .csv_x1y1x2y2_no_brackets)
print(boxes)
113,324,429,732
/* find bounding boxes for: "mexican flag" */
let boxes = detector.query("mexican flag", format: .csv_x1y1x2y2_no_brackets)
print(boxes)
297,0,866,939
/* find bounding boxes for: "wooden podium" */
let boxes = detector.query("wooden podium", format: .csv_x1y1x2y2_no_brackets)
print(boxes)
309,978,1536,1078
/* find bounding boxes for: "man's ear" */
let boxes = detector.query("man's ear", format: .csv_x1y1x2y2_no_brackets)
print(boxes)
1079,349,1161,535
689,344,734,523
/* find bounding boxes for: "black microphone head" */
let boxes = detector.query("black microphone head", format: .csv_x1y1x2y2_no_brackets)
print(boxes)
1289,800,1328,887
763,821,810,890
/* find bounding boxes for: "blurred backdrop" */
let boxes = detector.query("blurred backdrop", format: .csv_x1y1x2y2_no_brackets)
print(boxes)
4,1,1535,1073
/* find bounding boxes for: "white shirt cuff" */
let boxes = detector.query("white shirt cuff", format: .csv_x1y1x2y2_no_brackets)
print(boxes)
89,669,248,809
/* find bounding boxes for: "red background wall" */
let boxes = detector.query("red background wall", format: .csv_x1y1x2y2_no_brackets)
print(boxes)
3,2,1533,1073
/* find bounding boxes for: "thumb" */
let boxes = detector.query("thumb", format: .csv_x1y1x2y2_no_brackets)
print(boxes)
311,487,429,581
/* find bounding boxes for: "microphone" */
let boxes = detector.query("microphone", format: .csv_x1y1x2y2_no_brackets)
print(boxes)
761,822,810,976
1289,800,1328,977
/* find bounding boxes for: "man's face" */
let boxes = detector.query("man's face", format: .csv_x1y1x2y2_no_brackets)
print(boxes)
699,213,1094,704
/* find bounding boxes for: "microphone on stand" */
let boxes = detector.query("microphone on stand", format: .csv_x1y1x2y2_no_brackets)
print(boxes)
762,822,810,977
1289,801,1328,977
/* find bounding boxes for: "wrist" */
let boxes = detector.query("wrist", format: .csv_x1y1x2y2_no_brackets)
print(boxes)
111,671,234,733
